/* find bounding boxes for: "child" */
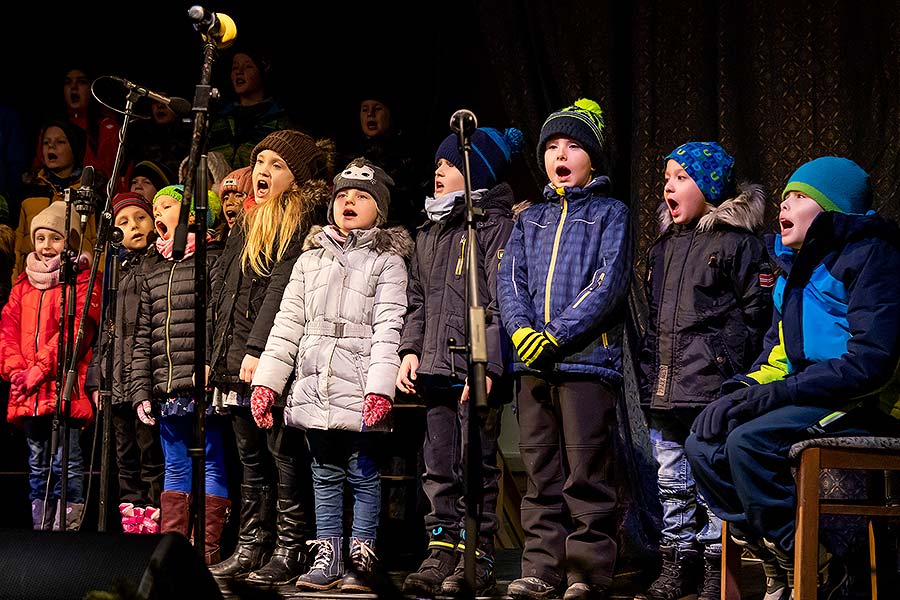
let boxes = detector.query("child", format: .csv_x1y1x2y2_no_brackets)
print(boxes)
218,166,253,234
251,157,411,592
398,126,523,597
129,184,229,563
84,191,165,533
0,201,100,530
497,99,632,600
635,142,772,600
208,130,332,584
129,159,175,203
686,156,900,599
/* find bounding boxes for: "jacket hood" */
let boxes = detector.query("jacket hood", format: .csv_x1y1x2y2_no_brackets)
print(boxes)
303,224,414,260
657,182,766,234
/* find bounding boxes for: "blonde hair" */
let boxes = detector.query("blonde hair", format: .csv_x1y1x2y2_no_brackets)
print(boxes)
240,181,325,277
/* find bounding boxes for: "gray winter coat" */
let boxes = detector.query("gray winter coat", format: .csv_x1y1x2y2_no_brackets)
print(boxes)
253,225,412,432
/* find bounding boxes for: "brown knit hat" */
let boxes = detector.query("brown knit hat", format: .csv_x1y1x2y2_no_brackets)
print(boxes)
31,201,81,248
220,166,253,196
250,130,329,184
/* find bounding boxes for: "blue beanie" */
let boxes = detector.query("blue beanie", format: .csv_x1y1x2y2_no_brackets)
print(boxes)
435,127,524,191
782,156,872,215
665,142,735,206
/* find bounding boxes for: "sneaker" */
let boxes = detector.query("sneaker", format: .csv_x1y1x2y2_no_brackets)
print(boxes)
564,582,608,600
508,576,559,600
817,550,848,600
732,536,790,600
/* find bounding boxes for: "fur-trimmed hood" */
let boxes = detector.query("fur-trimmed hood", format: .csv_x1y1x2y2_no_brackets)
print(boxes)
657,182,766,234
302,224,414,260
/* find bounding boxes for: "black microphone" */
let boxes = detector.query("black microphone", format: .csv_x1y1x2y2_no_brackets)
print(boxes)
188,6,238,49
450,109,478,137
75,166,99,232
109,76,192,116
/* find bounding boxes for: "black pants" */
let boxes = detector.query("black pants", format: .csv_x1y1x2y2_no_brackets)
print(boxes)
516,374,618,588
420,375,502,548
112,402,164,506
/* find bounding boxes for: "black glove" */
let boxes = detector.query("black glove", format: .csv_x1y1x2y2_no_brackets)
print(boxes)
724,381,791,430
692,388,749,442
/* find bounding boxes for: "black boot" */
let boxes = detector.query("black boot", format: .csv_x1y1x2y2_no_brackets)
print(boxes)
246,482,310,586
342,537,378,593
402,532,458,596
210,484,275,579
697,551,721,600
440,535,496,596
634,546,699,600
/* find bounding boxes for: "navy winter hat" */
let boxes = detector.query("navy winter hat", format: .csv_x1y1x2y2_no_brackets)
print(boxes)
536,98,605,169
782,156,872,215
665,142,735,205
435,127,524,191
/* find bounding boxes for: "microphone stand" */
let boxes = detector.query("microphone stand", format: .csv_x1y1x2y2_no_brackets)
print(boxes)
447,111,489,597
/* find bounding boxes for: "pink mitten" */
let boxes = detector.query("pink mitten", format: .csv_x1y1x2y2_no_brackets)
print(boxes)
20,365,45,396
136,401,155,426
120,503,142,534
363,393,392,427
250,386,276,429
142,506,161,534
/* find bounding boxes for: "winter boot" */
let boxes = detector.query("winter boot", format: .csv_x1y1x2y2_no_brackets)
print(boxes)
31,499,55,531
633,545,699,600
441,533,496,596
507,577,561,600
295,536,343,591
210,485,275,579
203,494,232,565
160,490,192,538
53,502,85,532
341,537,378,593
564,582,609,600
402,530,458,596
246,481,310,585
732,536,790,600
696,551,721,600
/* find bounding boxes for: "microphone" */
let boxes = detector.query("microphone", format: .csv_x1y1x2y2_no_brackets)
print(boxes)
450,109,478,137
75,166,99,232
109,76,193,116
188,6,238,49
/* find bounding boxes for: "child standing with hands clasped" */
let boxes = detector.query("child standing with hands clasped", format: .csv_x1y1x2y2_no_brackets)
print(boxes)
251,158,411,592
1,201,100,530
635,143,772,600
498,99,632,600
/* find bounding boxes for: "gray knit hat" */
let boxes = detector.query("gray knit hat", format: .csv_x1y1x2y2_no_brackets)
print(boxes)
330,158,394,227
250,130,329,185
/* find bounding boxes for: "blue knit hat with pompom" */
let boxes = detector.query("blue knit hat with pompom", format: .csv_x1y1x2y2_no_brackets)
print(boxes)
435,127,524,191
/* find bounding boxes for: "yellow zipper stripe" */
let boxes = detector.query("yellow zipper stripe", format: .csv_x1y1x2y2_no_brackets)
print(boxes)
165,262,176,393
455,236,466,276
544,197,568,323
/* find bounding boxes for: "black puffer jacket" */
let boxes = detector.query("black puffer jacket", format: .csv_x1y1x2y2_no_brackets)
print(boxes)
209,224,303,385
131,242,221,406
399,183,515,380
638,183,774,409
85,246,161,403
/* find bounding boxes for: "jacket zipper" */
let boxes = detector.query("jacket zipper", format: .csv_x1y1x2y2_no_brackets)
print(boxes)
454,235,466,277
572,271,605,309
544,197,568,323
32,290,46,416
165,262,177,393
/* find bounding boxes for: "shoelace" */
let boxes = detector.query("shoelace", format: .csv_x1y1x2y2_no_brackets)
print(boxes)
351,539,377,570
306,539,334,571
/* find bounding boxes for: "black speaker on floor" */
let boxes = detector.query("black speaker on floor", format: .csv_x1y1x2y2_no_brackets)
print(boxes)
0,529,223,600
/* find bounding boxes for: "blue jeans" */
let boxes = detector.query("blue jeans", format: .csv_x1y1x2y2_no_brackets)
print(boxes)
159,414,228,497
306,429,381,540
649,411,721,553
686,403,898,554
24,416,84,502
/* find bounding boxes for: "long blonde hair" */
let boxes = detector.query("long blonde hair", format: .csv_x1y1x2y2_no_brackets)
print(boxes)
240,180,329,277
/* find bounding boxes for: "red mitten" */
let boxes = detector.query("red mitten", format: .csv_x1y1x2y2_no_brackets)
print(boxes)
251,386,276,429
20,365,45,396
363,393,392,427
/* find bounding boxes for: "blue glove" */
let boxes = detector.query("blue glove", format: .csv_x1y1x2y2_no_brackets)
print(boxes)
692,388,749,441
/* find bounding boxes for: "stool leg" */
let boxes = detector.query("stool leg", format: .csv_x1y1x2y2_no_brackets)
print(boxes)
722,521,742,600
868,519,878,600
794,448,821,600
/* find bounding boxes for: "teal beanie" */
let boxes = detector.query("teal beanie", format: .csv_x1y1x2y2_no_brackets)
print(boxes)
782,156,872,215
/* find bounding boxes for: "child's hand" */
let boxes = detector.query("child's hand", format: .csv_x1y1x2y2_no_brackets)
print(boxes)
20,365,45,396
250,386,276,429
10,371,25,396
512,327,559,368
92,391,100,411
396,354,419,394
363,393,392,427
136,400,156,426
460,374,493,404
239,355,260,383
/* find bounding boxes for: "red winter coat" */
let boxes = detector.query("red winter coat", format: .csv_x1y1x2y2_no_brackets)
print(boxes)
0,265,100,425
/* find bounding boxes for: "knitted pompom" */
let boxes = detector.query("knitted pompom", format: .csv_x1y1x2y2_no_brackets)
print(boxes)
504,127,525,156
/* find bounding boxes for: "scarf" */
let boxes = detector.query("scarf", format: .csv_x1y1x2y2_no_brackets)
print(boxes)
425,191,463,222
25,253,61,290
155,233,196,260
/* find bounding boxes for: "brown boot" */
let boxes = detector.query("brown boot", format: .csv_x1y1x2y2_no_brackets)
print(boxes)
160,490,192,538
204,494,232,565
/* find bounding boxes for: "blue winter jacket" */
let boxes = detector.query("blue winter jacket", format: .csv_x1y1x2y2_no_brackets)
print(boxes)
497,176,632,382
731,211,900,419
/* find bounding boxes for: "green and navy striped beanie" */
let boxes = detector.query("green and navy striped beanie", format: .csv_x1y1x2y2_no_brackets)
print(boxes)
665,142,735,206
536,98,605,169
782,156,872,215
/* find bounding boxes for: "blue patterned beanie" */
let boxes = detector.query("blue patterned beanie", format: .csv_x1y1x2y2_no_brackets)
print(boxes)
435,127,524,191
665,142,735,206
781,156,872,215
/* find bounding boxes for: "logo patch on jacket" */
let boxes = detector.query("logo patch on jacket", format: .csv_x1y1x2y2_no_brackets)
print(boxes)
759,271,775,288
